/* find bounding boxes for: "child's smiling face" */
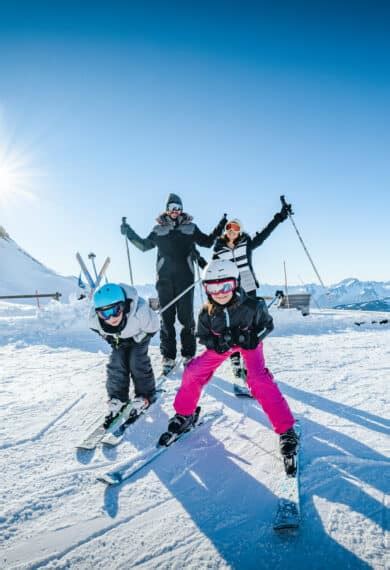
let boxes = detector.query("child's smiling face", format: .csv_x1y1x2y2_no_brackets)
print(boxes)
210,290,233,305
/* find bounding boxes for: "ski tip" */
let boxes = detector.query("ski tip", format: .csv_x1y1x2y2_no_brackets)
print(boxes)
273,521,300,533
97,473,122,486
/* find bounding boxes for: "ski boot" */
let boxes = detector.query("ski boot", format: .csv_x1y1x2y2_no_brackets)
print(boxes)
162,357,176,376
230,353,244,379
231,355,253,398
125,395,152,424
104,398,127,428
168,413,195,434
158,408,201,447
279,427,299,476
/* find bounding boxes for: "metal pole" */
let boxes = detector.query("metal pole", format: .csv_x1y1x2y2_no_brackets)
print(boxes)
122,216,134,286
280,195,327,289
158,280,200,316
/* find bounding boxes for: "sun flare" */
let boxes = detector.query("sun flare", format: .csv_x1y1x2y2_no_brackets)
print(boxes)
0,137,43,205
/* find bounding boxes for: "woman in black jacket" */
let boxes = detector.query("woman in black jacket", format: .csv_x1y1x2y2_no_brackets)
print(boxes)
212,200,292,380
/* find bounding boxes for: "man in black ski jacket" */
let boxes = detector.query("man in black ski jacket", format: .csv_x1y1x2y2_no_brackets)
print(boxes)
121,193,226,369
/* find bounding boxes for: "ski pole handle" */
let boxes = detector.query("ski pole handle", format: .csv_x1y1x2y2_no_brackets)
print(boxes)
122,216,134,286
280,195,293,216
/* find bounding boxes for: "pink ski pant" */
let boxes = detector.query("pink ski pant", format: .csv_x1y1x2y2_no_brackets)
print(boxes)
174,344,295,434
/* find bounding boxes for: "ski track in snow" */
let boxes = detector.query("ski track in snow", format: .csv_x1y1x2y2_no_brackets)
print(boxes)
0,302,389,569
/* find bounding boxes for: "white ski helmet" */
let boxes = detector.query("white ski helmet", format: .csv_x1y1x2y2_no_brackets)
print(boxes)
202,259,239,283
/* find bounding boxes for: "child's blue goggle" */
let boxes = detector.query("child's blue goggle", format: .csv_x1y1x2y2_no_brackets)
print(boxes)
96,302,125,320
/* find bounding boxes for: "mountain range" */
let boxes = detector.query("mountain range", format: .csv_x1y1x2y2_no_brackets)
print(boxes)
1,226,389,311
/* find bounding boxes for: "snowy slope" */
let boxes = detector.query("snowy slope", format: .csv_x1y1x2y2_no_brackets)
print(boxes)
0,227,78,303
0,301,388,569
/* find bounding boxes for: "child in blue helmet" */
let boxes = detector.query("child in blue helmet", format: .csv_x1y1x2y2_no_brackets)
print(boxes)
90,282,160,426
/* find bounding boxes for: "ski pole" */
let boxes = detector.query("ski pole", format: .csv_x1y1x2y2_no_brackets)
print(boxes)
158,280,201,316
122,216,134,286
267,295,279,309
280,195,326,289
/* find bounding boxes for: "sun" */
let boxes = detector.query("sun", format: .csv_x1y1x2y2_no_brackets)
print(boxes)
0,122,44,206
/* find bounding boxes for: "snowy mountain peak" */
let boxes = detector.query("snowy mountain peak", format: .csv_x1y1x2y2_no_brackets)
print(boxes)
0,225,10,240
0,227,77,302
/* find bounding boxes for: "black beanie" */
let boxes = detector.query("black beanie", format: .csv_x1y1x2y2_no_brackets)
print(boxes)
166,193,183,210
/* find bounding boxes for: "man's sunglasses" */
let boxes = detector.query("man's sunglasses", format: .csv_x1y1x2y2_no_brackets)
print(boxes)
167,203,182,213
96,302,125,320
225,222,241,232
204,279,237,295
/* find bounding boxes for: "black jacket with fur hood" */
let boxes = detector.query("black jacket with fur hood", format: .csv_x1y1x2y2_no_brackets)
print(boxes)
124,212,225,281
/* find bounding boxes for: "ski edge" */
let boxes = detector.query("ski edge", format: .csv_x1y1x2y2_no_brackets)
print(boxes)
97,409,223,486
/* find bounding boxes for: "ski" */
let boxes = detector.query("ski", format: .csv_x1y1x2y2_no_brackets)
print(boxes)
273,421,301,532
77,359,182,450
101,358,184,446
76,252,95,289
76,401,136,450
94,256,111,291
97,407,222,485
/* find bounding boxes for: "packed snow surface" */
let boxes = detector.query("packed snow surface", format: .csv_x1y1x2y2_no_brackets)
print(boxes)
0,300,389,569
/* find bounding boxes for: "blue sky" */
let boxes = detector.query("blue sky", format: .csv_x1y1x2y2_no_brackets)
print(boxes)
0,1,389,286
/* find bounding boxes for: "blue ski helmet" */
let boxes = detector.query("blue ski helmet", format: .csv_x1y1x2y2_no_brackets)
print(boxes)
93,283,126,309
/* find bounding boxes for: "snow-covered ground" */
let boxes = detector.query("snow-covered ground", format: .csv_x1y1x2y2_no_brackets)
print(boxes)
0,300,389,569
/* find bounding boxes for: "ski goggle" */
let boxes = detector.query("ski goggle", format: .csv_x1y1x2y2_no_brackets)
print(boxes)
203,279,237,295
167,203,182,213
225,222,241,232
96,301,125,320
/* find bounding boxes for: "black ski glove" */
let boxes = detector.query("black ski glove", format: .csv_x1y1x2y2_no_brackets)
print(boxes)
197,255,208,269
120,221,130,236
214,331,233,353
236,329,259,350
276,201,293,222
104,335,118,348
214,213,228,237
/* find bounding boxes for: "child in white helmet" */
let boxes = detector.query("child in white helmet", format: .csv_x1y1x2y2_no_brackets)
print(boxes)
163,259,298,461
